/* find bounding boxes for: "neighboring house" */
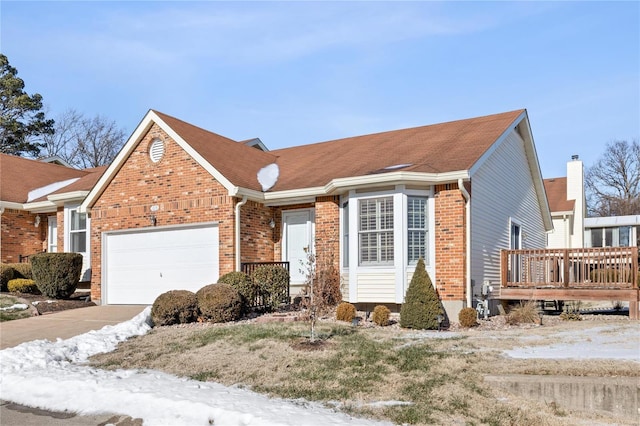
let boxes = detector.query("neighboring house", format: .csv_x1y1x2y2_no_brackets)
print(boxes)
544,156,639,250
0,154,106,281
81,108,552,320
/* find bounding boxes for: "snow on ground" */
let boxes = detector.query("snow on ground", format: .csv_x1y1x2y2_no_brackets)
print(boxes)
0,307,390,426
0,303,28,311
1,309,638,426
504,323,640,361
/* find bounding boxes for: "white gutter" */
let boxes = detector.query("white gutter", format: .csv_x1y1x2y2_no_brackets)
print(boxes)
458,178,472,308
235,195,248,271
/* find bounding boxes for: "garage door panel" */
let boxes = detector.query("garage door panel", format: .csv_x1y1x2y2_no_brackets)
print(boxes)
105,225,219,305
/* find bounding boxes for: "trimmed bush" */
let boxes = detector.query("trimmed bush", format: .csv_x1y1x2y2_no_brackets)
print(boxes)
400,258,444,330
196,283,243,323
336,302,356,322
458,307,478,328
31,253,82,299
251,265,289,311
0,264,14,292
151,290,199,327
218,271,255,305
372,305,391,326
7,278,40,294
7,262,33,279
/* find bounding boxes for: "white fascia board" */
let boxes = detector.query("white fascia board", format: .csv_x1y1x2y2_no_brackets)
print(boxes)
47,191,90,206
469,110,553,232
0,201,26,211
233,187,267,202
258,171,469,206
552,210,575,217
21,201,57,213
325,171,469,193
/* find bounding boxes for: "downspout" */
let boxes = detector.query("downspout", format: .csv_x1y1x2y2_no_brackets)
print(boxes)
458,179,472,308
235,195,248,271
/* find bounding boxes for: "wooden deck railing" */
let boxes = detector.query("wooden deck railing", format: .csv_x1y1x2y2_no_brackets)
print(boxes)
500,247,639,289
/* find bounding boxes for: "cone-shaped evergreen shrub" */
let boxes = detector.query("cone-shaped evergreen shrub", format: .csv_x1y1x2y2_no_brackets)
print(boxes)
400,258,443,329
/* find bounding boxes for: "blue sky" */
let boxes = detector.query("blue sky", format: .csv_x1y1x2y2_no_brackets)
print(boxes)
1,1,638,178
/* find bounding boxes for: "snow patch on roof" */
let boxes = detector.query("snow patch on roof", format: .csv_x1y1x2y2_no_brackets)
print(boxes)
257,163,279,192
27,178,80,202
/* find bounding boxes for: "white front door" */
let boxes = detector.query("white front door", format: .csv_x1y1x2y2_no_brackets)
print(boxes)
47,216,57,253
282,209,314,285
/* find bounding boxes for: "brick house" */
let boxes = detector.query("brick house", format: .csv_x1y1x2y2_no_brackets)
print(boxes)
80,108,552,320
0,154,105,280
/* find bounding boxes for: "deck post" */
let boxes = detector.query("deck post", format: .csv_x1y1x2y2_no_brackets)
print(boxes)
563,249,570,288
500,250,507,286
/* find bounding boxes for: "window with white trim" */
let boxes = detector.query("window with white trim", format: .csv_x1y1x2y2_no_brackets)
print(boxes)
69,208,87,252
407,196,428,263
359,197,394,265
342,201,349,268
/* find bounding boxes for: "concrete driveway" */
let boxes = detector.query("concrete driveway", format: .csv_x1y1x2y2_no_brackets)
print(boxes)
0,305,146,350
1,305,147,425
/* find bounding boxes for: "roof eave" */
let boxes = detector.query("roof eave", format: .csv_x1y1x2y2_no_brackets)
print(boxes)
81,110,240,213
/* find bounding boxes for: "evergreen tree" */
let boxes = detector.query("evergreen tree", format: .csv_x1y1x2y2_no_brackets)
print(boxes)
400,258,443,329
0,54,54,156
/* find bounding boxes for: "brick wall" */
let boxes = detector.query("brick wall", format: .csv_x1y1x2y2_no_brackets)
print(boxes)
239,200,276,263
89,124,236,301
434,184,466,302
0,209,46,263
314,196,340,271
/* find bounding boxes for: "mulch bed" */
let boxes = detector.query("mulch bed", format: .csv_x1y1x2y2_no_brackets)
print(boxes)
1,291,96,315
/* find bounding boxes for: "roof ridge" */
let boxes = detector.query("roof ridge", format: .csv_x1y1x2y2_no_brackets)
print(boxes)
270,109,525,154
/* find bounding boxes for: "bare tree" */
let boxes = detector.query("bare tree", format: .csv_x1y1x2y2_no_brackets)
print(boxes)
73,114,127,168
40,109,82,160
40,108,126,168
585,140,640,217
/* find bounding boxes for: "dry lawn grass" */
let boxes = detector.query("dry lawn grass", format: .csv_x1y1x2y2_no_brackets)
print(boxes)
90,318,638,426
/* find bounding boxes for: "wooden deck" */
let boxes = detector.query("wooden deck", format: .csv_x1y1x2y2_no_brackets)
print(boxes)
499,247,639,319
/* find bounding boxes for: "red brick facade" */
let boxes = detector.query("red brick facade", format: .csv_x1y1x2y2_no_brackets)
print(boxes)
434,184,467,302
83,122,467,308
89,124,237,301
314,196,340,271
0,209,46,263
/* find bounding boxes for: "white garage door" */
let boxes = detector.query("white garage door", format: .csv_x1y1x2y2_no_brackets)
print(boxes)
104,225,219,304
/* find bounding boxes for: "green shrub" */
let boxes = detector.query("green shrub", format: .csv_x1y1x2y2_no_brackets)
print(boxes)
336,302,356,322
151,290,199,327
0,264,14,292
7,262,33,279
505,300,540,325
251,265,290,311
372,305,391,326
458,307,478,328
196,284,243,323
218,271,255,305
400,258,443,330
31,253,82,299
7,278,40,294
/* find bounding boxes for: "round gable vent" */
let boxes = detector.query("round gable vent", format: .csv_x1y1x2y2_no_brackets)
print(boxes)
149,138,165,163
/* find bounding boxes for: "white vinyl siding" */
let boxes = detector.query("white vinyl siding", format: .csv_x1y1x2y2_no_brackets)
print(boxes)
356,273,396,302
470,130,547,297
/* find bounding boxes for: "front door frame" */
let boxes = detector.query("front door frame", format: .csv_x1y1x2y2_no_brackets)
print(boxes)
281,208,315,285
